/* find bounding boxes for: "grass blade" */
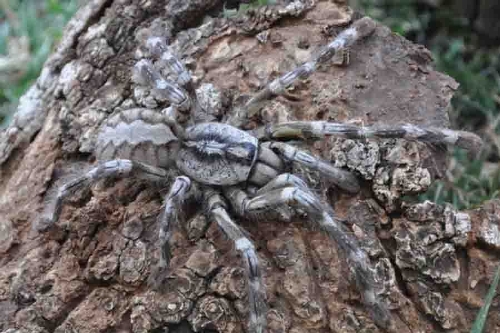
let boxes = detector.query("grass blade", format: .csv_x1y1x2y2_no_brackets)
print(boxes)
470,264,500,333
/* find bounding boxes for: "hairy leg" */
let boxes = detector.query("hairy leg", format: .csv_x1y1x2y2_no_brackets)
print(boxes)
146,37,193,89
149,176,192,289
205,189,267,333
228,17,377,126
142,37,214,123
133,58,191,113
251,173,310,222
36,159,169,232
255,173,308,195
256,121,483,152
265,141,360,193
243,172,308,222
225,185,391,329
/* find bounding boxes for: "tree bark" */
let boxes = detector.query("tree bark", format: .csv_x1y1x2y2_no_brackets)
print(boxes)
0,1,499,333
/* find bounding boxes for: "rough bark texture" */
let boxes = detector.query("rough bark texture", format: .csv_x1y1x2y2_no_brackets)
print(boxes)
0,1,499,333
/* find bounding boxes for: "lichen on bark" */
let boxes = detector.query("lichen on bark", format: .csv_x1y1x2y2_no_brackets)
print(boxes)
0,1,499,333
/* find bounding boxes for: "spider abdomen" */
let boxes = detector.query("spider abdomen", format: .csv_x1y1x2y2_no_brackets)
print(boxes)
177,123,259,185
95,108,179,168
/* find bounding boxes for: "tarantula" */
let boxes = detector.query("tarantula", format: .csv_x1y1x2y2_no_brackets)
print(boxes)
36,17,481,333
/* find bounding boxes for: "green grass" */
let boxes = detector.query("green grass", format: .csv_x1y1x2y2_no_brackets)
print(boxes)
356,0,500,209
426,149,500,208
0,0,79,125
471,264,500,333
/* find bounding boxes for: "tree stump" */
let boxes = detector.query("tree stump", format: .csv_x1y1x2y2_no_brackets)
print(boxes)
0,1,499,332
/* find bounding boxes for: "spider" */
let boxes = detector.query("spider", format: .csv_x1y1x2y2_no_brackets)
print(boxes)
35,17,482,333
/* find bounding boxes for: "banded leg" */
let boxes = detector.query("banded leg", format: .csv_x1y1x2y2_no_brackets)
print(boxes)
252,173,310,222
205,190,267,333
225,185,391,328
146,37,193,89
36,159,169,232
266,141,360,193
255,173,308,195
256,121,483,152
133,58,191,113
228,17,376,126
143,37,214,123
149,176,192,288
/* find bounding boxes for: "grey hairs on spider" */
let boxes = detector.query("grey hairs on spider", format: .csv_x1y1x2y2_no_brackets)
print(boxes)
36,17,482,333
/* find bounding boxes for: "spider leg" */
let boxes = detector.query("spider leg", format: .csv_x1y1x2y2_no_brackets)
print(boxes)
265,141,360,193
255,173,308,195
149,176,192,289
225,185,391,328
146,37,193,90
248,162,280,187
331,46,350,66
228,17,376,126
143,37,214,123
36,159,169,232
256,121,483,152
205,189,267,333
133,58,191,113
252,173,310,222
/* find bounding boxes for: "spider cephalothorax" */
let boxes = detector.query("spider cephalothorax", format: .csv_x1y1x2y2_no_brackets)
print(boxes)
36,17,482,333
